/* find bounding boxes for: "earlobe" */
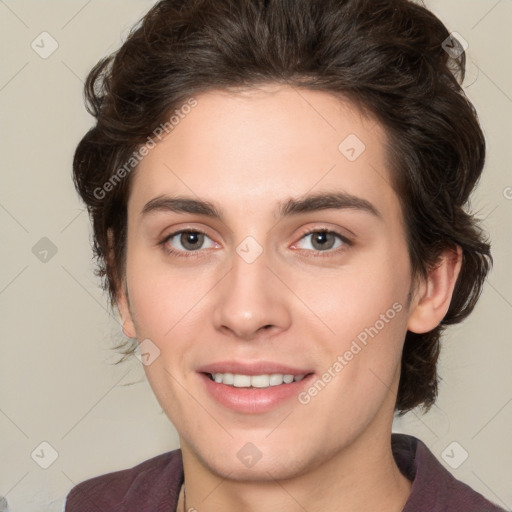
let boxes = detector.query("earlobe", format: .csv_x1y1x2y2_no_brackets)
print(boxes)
407,246,463,334
107,227,137,339
117,285,137,339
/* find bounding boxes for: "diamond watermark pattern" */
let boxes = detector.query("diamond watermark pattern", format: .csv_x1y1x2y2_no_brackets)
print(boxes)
237,442,263,468
441,441,469,469
31,441,59,469
134,338,161,366
31,31,59,59
442,32,468,59
236,236,263,264
338,134,366,162
32,237,58,263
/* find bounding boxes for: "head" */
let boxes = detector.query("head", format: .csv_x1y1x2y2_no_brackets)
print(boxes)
73,0,491,480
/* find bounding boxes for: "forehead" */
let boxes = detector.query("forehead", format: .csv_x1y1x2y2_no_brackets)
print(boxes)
129,85,399,222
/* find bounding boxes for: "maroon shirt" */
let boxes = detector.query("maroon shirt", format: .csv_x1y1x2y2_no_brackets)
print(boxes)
65,433,507,511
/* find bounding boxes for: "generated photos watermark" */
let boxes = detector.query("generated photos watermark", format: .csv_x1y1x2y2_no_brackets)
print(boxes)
93,97,198,200
298,301,403,405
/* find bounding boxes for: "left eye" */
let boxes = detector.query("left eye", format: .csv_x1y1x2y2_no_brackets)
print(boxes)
294,230,348,252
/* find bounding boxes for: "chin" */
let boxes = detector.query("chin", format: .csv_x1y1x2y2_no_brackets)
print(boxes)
188,434,327,482
207,453,311,482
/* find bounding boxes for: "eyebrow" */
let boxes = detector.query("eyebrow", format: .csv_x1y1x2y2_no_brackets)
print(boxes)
140,191,381,221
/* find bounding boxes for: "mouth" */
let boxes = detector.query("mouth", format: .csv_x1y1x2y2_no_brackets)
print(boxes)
196,362,315,413
203,372,310,388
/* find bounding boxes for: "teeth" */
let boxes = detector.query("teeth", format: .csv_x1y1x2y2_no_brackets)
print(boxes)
233,374,251,387
210,373,306,388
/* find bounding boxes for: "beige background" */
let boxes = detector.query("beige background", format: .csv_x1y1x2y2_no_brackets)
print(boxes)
0,1,511,511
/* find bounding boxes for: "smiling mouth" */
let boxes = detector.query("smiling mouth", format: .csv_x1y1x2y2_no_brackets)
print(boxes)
204,372,312,388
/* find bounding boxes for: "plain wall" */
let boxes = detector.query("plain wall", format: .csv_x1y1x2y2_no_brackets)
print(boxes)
0,1,511,510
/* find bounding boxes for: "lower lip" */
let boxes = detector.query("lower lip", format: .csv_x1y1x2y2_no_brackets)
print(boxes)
199,373,315,414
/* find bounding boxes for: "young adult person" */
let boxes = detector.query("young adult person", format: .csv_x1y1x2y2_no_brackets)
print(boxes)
64,0,506,510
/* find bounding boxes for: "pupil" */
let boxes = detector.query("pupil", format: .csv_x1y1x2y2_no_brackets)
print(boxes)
182,232,202,250
313,231,334,250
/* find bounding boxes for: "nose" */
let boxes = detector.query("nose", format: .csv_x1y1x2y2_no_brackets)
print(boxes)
212,241,292,341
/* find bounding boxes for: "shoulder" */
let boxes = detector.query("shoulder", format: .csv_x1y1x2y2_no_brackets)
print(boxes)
64,448,183,512
392,434,507,512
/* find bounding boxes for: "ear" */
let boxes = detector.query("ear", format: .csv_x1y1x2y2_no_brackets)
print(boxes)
407,246,463,333
116,284,137,339
107,228,137,339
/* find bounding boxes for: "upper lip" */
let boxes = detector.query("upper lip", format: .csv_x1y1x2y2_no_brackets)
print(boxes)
197,361,313,376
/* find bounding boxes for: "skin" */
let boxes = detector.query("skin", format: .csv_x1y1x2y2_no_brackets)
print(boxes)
116,84,462,512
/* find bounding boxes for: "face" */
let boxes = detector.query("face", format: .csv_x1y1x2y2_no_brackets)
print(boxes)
118,84,420,481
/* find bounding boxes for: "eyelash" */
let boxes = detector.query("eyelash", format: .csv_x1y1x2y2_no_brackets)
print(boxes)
159,227,352,259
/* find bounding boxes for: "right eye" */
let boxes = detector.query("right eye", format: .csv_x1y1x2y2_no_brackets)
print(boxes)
160,229,218,257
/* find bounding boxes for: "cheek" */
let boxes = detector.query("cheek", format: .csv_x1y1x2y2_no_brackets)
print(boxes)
293,243,411,398
125,247,213,339
293,241,411,345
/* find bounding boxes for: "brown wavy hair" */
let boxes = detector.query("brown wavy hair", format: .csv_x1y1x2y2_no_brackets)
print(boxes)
72,0,492,414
